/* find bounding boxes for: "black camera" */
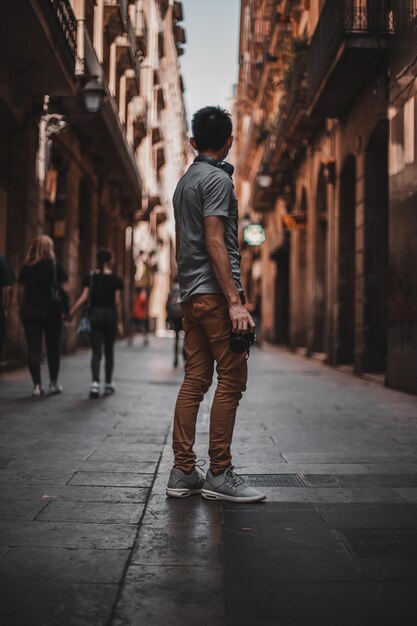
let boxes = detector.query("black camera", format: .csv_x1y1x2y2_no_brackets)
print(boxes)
229,330,256,354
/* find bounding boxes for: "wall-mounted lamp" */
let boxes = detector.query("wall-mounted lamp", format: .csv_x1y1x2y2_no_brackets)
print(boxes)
82,76,106,113
257,173,273,188
323,158,336,185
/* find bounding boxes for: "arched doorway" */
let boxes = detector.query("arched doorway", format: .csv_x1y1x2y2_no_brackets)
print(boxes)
297,188,308,347
338,154,356,364
313,165,327,353
273,237,290,345
364,119,388,372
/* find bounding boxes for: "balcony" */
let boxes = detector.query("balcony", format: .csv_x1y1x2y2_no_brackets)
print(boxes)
81,31,141,204
308,0,393,120
173,2,184,22
39,0,77,70
132,96,148,149
391,2,417,31
173,25,186,45
156,145,166,172
155,85,165,112
390,3,417,79
252,49,309,212
151,127,162,144
158,0,169,17
134,9,148,58
124,68,140,103
103,0,128,40
115,34,135,74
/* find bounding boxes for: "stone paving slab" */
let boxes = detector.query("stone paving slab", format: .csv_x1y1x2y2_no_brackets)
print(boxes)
395,487,417,502
0,483,149,503
246,486,406,503
224,580,417,626
0,520,137,549
354,556,417,581
0,468,77,485
0,547,128,583
223,547,361,583
313,502,417,525
67,470,153,488
112,565,224,626
130,522,221,567
0,500,49,521
37,500,144,524
88,449,161,463
0,581,118,626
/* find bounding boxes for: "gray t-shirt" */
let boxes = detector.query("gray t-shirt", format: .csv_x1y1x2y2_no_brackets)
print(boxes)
173,161,243,303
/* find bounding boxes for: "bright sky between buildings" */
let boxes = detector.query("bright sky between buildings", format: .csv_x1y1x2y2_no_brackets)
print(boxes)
180,0,240,132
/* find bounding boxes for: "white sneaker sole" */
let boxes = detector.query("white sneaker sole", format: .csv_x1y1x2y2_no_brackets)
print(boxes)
166,488,202,498
201,488,266,503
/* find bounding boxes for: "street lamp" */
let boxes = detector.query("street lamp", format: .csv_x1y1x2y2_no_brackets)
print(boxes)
244,223,266,246
36,80,106,185
257,173,273,188
82,76,105,113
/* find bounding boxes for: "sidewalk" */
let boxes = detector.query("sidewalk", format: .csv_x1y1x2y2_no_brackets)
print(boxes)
1,339,417,625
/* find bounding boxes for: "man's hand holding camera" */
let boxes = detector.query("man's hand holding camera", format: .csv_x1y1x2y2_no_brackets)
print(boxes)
229,301,255,334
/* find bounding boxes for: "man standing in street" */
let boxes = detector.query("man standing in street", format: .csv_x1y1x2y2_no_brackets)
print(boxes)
0,254,16,355
166,107,265,503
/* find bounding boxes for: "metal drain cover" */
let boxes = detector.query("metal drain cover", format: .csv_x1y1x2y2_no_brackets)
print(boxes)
242,474,308,487
336,529,417,557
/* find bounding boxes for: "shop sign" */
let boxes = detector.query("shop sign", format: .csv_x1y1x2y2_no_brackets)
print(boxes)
53,220,66,238
282,213,307,231
244,223,266,246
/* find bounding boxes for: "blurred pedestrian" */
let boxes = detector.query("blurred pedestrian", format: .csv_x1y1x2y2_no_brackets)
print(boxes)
128,287,148,346
166,106,265,503
166,282,184,367
18,235,68,396
0,254,16,354
69,249,123,398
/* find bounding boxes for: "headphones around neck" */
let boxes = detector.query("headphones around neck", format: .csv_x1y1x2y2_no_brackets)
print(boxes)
194,155,234,177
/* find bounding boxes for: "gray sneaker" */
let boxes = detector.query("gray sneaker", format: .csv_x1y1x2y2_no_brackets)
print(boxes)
166,467,205,498
201,466,266,503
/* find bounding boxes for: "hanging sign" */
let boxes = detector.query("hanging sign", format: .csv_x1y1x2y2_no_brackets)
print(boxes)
243,223,266,246
282,213,307,231
53,220,66,238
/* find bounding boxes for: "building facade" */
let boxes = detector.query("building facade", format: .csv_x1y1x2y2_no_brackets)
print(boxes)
234,0,417,394
0,0,187,363
388,5,417,393
133,0,188,331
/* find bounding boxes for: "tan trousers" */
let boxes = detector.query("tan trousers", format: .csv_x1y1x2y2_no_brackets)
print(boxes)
173,294,248,474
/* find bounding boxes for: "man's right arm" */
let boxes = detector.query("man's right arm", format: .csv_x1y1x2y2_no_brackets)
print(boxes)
204,215,254,334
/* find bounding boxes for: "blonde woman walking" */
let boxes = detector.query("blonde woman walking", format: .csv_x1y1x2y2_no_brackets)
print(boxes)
18,235,68,396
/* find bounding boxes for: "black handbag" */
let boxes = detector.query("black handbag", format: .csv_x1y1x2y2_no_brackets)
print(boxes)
50,260,69,315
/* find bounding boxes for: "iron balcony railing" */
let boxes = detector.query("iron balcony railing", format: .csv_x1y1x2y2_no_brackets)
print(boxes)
308,0,394,104
39,0,77,69
394,1,417,28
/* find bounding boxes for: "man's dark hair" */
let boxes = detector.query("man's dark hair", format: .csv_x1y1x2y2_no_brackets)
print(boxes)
191,106,232,152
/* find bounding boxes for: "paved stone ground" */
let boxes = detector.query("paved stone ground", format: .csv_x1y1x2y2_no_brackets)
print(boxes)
1,338,417,625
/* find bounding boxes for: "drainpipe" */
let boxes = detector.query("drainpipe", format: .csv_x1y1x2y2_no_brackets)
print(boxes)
75,0,86,77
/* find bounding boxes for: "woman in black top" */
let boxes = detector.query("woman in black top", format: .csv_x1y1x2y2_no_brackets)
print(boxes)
18,235,68,396
69,249,123,398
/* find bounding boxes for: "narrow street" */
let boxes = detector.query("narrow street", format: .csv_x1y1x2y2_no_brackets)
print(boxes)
1,339,417,625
